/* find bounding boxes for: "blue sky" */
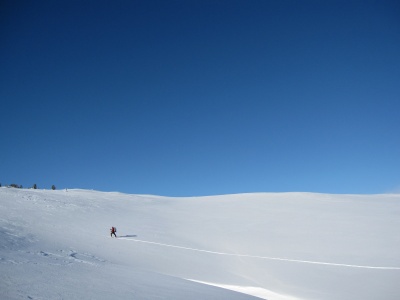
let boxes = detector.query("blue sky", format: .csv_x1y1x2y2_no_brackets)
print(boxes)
1,1,399,196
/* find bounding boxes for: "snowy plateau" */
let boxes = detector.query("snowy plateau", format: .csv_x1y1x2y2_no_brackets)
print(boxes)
1,187,399,299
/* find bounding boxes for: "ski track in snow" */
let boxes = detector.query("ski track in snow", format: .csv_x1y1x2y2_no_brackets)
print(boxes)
118,237,400,270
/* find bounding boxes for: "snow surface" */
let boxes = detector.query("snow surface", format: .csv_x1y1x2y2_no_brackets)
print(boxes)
1,187,400,299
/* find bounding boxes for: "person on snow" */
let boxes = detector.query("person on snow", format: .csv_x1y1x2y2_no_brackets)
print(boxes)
110,226,117,238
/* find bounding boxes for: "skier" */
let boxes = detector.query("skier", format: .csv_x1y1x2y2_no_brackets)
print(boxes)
110,226,117,238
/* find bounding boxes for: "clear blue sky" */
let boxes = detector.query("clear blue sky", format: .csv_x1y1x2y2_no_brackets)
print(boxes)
1,1,399,196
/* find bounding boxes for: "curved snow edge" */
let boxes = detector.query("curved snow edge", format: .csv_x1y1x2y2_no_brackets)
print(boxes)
118,238,400,270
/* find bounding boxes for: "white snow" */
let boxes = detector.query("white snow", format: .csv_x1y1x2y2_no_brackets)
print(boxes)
1,188,400,299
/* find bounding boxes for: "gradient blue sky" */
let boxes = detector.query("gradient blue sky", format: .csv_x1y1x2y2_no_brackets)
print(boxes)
1,1,399,196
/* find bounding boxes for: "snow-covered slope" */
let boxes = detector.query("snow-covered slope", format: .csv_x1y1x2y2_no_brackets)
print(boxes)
1,188,399,299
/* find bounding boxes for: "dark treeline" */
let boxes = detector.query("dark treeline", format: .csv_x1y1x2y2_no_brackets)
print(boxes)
1,183,56,190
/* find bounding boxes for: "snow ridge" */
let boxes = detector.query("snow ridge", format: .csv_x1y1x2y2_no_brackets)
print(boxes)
119,237,400,270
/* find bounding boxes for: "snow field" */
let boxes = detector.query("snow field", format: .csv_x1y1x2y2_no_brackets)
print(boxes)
1,188,399,299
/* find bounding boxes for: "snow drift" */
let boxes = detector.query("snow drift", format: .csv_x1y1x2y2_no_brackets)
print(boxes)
1,188,399,299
